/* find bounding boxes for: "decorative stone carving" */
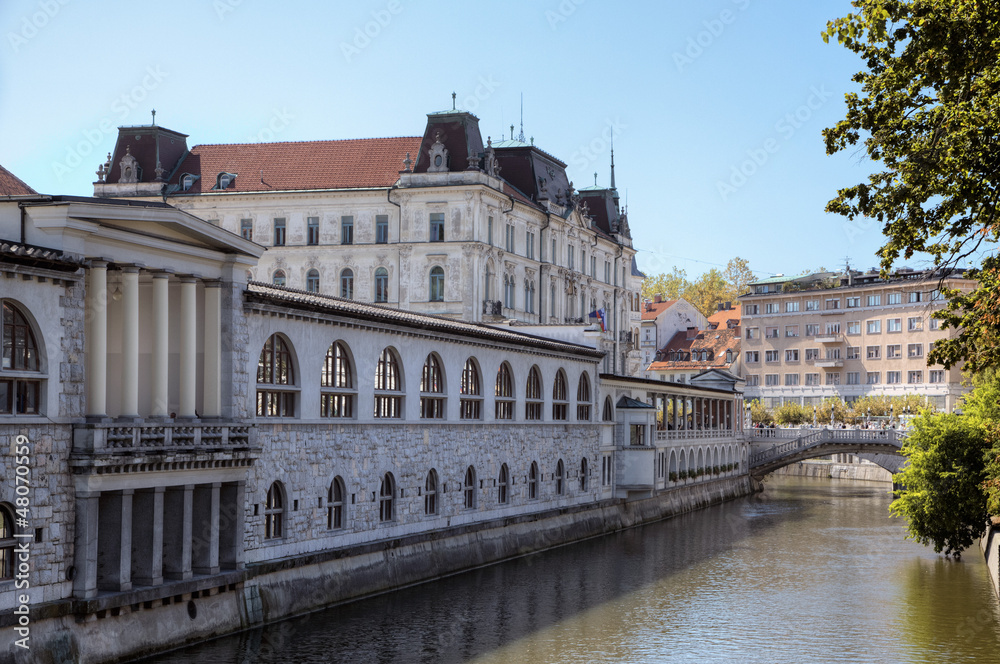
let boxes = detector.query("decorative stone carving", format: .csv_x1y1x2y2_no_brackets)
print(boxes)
402,152,413,173
119,146,139,183
428,132,449,173
484,138,501,177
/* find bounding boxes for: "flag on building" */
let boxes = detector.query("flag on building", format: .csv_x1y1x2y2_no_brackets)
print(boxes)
588,308,606,332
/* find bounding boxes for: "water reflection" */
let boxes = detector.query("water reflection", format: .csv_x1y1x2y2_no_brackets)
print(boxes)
142,478,1000,664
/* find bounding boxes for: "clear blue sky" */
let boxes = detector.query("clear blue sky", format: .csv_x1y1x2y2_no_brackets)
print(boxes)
1,0,899,280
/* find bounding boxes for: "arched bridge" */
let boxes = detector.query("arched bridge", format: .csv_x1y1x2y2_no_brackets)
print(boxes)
749,428,906,478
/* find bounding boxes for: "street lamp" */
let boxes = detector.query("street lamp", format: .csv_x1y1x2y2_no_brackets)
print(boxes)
866,407,870,427
813,405,817,428
890,404,894,426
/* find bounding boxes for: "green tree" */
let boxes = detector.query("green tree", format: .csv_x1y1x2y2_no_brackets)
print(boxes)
747,399,773,426
685,268,729,318
641,267,689,302
774,401,809,426
722,257,755,300
823,0,1000,373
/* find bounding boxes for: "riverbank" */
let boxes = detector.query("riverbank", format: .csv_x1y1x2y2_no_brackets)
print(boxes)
770,459,892,483
982,522,1000,598
14,475,753,664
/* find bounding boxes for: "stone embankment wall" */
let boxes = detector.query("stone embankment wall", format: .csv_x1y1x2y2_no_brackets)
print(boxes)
770,459,892,483
982,524,1000,599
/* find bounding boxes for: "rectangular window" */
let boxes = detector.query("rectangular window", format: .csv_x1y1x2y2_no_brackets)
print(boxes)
273,218,286,246
867,345,881,360
746,374,760,386
846,297,860,308
240,218,253,241
746,327,759,340
909,291,923,303
765,350,780,362
590,255,596,277
908,317,923,331
765,327,779,338
430,212,445,242
785,349,800,362
765,374,780,386
765,303,779,314
805,373,820,386
805,300,819,311
604,261,610,283
376,215,389,244
867,320,881,334
805,348,820,361
785,301,800,313
785,373,799,386
887,344,901,359
745,351,760,363
930,318,940,331
846,372,860,385
825,298,840,310
341,216,354,244
826,348,841,360
908,370,923,384
887,318,902,333
806,324,820,336
553,238,558,265
785,325,799,337
528,232,536,259
506,224,516,253
744,304,760,315
825,322,841,335
887,293,901,305
867,294,882,306
826,373,841,385
908,343,923,358
887,371,901,384
307,216,319,245
847,321,861,335
867,372,881,385
567,245,574,269
929,370,945,383
931,289,945,301
487,216,493,245
846,346,860,360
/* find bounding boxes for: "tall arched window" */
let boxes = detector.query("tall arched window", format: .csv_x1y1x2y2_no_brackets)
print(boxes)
264,481,285,540
464,466,477,509
272,269,286,287
495,362,514,420
580,457,588,491
460,358,482,420
374,348,403,418
256,334,296,417
528,461,539,500
429,266,444,302
555,459,565,495
340,268,354,299
374,267,389,303
306,269,320,293
576,373,592,421
603,396,614,422
525,366,543,421
498,464,510,505
379,473,395,522
1,301,42,415
424,469,439,515
552,370,568,420
484,264,492,300
321,341,354,418
0,504,14,580
328,477,345,530
420,353,445,419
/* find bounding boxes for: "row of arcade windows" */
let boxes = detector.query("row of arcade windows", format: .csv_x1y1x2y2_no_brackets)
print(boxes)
270,266,441,302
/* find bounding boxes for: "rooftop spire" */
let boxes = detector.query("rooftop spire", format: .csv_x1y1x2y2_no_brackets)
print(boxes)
518,93,525,143
610,135,616,190
151,109,156,126
452,92,456,110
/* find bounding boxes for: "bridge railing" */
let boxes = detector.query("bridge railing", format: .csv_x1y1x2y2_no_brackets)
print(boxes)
749,429,903,468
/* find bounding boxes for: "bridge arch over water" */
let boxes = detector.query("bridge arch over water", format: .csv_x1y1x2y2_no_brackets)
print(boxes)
748,428,906,479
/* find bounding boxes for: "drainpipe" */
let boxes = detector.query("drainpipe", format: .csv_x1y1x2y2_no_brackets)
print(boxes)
387,185,401,307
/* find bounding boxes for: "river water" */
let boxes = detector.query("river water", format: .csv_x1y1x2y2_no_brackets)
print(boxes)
141,477,1000,663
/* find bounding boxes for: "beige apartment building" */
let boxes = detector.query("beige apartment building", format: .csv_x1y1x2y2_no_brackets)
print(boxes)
738,268,974,412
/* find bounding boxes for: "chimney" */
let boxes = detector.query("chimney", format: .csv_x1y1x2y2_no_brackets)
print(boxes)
654,293,663,303
686,326,698,340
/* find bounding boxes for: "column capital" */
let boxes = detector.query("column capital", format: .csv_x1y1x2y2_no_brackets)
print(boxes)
178,274,202,283
120,264,143,274
88,259,110,269
150,270,174,280
203,279,224,289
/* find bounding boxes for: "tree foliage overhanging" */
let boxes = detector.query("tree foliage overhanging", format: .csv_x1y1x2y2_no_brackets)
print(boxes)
823,0,1000,374
640,257,755,317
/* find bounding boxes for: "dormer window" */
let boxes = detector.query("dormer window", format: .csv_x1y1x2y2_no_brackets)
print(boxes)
216,172,236,190
181,174,199,191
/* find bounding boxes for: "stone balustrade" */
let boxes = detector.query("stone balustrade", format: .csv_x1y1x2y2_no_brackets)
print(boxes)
73,422,254,453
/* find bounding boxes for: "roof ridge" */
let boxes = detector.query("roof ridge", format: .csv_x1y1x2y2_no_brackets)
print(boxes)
191,136,422,149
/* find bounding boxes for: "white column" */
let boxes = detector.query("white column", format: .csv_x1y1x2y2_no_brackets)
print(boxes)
120,267,140,418
87,261,108,417
203,281,222,418
151,272,170,418
179,277,198,418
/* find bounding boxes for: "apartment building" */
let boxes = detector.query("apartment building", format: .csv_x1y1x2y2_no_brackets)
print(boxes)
738,268,973,411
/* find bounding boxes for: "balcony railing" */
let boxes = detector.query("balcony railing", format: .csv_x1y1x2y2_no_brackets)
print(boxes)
482,300,502,316
656,428,740,442
619,331,633,344
73,421,254,453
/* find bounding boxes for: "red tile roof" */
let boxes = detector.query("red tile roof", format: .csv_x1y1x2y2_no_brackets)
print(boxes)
0,164,36,196
169,137,423,194
647,326,741,372
640,299,678,321
707,308,740,329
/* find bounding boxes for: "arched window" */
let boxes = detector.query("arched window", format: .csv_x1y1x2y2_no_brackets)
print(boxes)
272,269,286,287
552,370,568,420
528,461,539,500
379,473,395,522
460,358,482,420
429,266,445,302
1,301,42,415
555,459,565,495
264,481,285,540
374,267,389,303
580,457,588,491
503,275,510,308
576,372,592,421
484,264,492,301
0,504,14,580
603,396,614,422
256,334,296,417
340,268,354,299
524,280,535,314
306,269,320,293
374,348,403,418
525,366,543,421
498,464,510,504
424,469,439,515
328,477,345,530
321,342,354,418
420,353,445,419
495,362,514,420
464,466,477,509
